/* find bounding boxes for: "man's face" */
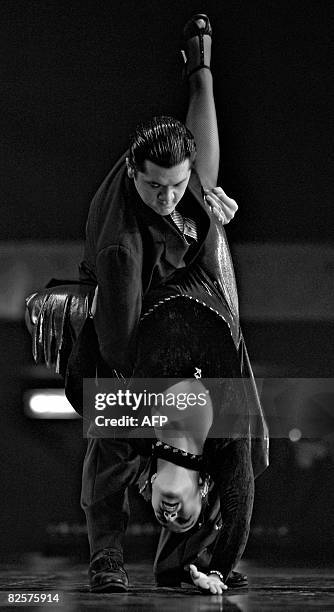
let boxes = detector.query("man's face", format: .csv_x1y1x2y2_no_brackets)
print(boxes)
127,159,191,216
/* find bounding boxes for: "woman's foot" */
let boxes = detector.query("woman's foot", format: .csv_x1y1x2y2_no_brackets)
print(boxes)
182,14,212,77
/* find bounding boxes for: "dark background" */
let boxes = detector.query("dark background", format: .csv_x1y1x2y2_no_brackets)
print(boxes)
1,0,333,242
0,0,333,560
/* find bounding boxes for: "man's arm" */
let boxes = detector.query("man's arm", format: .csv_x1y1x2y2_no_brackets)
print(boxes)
94,244,142,375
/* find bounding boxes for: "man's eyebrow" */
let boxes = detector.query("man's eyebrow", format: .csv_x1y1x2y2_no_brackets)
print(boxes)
145,177,188,186
174,177,188,186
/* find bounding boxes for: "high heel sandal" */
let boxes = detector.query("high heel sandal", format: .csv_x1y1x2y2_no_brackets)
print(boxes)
182,13,212,78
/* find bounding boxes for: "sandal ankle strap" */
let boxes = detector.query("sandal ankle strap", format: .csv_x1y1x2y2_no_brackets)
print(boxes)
187,65,211,79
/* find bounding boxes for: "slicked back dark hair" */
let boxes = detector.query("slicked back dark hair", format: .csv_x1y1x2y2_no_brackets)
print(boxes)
128,116,196,174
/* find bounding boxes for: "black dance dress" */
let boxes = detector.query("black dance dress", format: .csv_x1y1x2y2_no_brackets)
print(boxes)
131,217,265,585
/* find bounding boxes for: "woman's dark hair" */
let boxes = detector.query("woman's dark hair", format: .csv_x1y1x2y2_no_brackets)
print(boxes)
128,116,196,174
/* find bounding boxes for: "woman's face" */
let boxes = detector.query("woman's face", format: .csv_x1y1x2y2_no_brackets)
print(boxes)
151,460,202,533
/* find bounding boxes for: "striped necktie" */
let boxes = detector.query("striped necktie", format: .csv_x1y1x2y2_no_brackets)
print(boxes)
170,209,198,242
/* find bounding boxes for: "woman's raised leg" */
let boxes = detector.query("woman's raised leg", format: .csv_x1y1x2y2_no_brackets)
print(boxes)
184,15,220,189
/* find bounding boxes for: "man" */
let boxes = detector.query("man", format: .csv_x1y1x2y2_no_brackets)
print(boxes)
67,14,268,594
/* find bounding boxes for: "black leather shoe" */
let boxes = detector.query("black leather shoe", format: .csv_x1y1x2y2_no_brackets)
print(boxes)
89,550,129,593
226,570,248,588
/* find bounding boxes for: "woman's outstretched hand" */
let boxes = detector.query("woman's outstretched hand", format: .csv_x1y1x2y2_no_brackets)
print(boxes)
189,564,228,594
204,187,238,225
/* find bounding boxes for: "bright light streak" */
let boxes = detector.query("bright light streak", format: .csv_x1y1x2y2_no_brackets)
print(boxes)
24,389,79,419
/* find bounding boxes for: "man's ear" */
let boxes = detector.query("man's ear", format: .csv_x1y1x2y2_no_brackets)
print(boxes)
126,157,135,179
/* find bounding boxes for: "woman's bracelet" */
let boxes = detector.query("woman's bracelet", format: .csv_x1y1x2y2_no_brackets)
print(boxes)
208,570,225,583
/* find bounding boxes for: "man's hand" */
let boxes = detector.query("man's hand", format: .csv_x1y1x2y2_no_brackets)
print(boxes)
189,564,227,595
204,187,238,225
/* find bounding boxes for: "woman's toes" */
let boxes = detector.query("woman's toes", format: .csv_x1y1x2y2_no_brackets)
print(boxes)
195,18,206,30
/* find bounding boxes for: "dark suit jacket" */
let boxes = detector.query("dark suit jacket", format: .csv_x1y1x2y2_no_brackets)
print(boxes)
79,152,239,372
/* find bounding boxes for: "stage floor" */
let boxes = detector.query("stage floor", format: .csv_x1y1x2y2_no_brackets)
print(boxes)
0,556,333,611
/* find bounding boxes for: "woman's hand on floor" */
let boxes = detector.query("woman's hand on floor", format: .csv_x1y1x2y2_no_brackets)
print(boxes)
204,187,238,225
189,564,227,594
